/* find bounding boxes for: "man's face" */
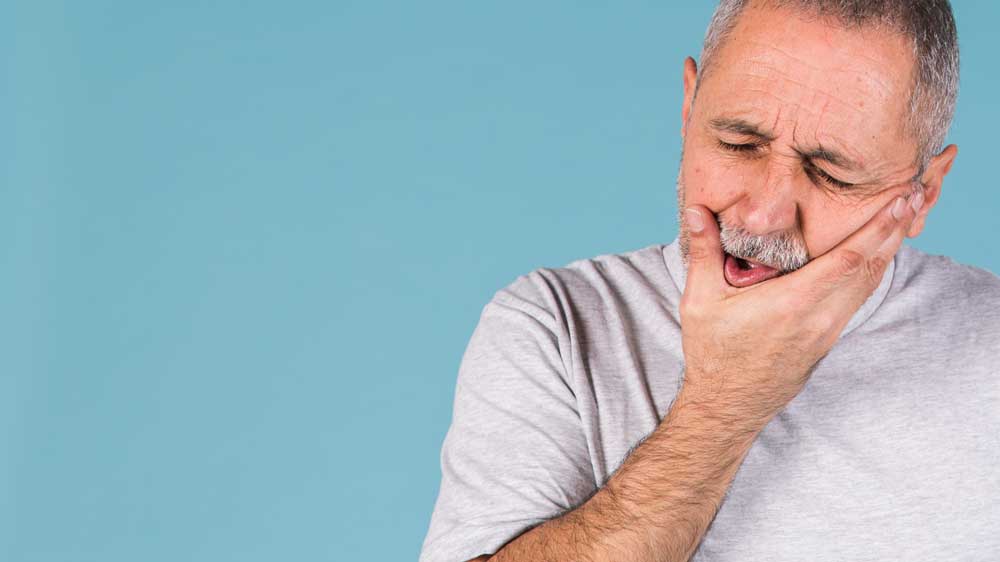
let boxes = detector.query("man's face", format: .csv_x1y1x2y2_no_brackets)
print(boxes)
678,4,932,288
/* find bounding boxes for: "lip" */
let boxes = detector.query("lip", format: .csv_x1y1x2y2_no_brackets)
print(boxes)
723,252,783,288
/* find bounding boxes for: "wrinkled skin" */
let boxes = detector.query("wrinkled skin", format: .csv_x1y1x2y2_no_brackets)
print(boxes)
672,2,958,425
677,2,957,268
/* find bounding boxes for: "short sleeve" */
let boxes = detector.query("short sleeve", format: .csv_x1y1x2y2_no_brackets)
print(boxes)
419,275,598,562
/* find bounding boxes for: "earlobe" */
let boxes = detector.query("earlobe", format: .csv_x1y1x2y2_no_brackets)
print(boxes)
906,143,958,238
681,57,699,139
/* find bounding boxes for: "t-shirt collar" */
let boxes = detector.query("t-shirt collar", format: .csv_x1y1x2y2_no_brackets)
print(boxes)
660,236,895,339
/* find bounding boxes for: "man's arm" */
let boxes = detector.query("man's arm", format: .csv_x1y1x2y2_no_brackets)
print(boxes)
459,188,921,562
480,386,767,562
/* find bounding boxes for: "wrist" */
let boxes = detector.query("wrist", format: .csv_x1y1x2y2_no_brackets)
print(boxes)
670,383,771,439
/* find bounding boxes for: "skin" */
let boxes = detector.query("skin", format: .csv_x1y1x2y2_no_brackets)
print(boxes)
677,2,958,274
673,1,958,426
470,5,960,562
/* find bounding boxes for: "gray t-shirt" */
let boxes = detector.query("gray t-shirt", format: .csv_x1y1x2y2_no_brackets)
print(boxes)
420,238,1000,562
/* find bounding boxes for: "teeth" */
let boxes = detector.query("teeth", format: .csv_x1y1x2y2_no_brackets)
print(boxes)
743,257,772,270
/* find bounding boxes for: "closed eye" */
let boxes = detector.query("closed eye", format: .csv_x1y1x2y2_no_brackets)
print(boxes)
717,140,763,154
718,139,857,190
807,163,855,189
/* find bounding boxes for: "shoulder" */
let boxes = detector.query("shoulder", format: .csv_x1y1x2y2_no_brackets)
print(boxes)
894,244,1000,322
896,244,1000,297
488,243,674,321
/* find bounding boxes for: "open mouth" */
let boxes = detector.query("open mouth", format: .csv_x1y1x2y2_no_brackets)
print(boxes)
723,252,784,288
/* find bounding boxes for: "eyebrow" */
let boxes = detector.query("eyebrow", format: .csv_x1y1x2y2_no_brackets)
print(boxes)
799,147,860,172
709,117,864,172
709,117,776,142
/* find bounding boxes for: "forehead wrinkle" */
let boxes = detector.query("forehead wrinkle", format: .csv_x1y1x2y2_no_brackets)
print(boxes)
788,114,863,171
743,31,900,82
736,64,879,118
771,104,783,138
723,87,873,151
811,96,849,166
726,71,889,153
744,39,827,73
741,39,896,104
712,63,896,160
828,62,895,99
811,105,879,172
738,67,874,121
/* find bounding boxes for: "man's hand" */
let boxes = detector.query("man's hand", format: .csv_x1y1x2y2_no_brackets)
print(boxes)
678,191,923,425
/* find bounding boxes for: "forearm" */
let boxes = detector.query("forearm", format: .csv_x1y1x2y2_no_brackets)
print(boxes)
487,388,767,562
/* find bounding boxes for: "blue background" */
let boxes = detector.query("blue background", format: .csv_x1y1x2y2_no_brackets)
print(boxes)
6,2,997,560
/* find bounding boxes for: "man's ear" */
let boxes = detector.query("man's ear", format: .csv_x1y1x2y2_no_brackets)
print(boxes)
908,143,958,238
681,57,698,139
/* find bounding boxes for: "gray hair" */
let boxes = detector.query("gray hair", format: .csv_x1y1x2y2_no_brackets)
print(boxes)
697,0,959,177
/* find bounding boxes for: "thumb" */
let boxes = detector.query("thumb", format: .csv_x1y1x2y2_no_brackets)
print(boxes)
683,205,727,300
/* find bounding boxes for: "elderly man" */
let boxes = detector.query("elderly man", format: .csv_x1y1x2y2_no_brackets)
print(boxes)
420,1,1000,561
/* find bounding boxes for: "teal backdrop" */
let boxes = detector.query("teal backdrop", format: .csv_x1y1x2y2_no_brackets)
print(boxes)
6,2,998,561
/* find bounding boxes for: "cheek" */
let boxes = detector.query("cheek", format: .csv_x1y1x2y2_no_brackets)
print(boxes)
801,210,858,257
800,194,895,257
682,151,745,204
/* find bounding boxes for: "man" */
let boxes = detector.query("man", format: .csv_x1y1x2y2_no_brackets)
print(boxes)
421,1,1000,560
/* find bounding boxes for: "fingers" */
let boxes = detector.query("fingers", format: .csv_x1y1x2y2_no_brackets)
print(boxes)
682,205,728,302
796,189,922,306
874,190,922,257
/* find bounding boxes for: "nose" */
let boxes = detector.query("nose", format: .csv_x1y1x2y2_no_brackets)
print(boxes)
732,163,799,236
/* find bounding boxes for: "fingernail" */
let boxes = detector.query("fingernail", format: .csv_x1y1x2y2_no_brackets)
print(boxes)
891,197,907,220
685,208,704,233
910,190,925,213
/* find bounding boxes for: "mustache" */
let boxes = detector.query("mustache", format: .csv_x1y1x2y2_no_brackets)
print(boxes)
675,166,809,273
717,219,810,272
